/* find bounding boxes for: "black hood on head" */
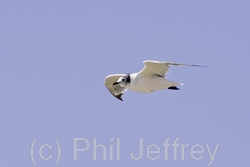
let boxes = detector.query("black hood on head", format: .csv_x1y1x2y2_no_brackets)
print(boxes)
124,74,131,83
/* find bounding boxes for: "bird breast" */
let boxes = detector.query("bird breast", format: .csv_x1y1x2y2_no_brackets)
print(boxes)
129,76,170,93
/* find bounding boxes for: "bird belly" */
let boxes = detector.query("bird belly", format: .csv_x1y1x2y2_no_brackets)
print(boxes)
129,77,174,93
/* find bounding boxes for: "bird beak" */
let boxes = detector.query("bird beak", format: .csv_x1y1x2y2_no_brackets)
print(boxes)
113,82,120,85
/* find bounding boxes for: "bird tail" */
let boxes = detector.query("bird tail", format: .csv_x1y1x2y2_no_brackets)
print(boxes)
170,81,183,86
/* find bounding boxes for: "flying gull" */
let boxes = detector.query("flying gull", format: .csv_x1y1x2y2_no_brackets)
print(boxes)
104,60,206,101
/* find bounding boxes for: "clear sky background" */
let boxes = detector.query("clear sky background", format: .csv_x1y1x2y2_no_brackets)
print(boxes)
0,0,249,166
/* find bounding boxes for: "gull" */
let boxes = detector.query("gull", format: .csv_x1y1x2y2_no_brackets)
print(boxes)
104,60,206,101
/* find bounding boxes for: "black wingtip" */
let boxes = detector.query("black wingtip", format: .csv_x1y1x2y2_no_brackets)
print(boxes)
108,90,123,101
192,64,209,68
115,94,123,101
168,86,180,90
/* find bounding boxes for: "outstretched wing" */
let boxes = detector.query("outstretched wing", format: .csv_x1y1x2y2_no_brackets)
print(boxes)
138,60,207,77
104,74,127,101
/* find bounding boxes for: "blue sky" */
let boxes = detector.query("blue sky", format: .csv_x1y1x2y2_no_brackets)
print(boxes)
0,0,249,166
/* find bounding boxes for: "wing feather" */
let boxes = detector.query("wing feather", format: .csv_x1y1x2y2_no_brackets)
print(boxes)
138,60,207,77
104,74,127,101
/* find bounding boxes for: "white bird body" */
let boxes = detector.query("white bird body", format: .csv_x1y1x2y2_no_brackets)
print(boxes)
128,73,181,93
104,60,206,101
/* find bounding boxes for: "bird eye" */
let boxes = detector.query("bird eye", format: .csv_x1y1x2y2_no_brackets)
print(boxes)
122,78,126,82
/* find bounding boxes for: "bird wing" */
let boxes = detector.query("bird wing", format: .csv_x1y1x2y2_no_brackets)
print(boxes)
104,74,128,101
137,60,207,77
